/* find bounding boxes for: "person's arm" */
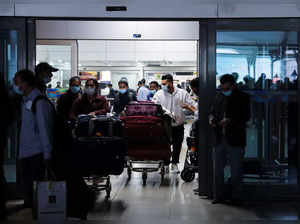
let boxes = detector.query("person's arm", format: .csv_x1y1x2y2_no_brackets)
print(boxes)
35,100,54,160
137,88,142,101
182,91,197,112
69,98,80,120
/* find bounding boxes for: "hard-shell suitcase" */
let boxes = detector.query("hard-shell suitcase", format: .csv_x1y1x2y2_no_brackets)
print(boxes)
124,101,163,117
71,136,126,176
120,116,171,161
75,115,123,138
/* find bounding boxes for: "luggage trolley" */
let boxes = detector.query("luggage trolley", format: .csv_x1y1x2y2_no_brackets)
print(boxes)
120,102,171,185
72,115,126,199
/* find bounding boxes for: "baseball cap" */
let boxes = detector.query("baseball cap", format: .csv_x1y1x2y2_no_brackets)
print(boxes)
118,77,128,85
35,62,59,74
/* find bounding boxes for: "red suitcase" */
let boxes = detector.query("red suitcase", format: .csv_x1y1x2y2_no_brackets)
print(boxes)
124,101,163,117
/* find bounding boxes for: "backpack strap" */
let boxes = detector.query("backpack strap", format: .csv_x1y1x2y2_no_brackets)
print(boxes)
32,95,53,114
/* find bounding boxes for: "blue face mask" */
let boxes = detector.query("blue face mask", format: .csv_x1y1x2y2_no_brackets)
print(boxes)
162,85,168,92
13,84,23,95
222,90,232,96
119,89,127,94
44,76,51,84
70,86,80,94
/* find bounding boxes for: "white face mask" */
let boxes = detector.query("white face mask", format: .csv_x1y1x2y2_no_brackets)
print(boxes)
85,87,95,96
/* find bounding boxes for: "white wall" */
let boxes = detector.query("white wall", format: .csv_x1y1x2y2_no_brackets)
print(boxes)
1,0,300,18
36,21,199,40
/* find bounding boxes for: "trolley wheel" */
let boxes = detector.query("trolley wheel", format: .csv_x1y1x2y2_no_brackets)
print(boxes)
127,167,132,179
180,169,195,182
142,171,147,186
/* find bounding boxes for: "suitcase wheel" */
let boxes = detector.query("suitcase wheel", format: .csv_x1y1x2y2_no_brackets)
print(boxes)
180,169,195,182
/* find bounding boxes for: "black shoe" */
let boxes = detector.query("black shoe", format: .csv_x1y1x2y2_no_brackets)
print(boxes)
211,198,225,204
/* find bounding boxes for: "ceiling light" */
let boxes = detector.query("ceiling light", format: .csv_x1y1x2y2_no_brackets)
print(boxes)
217,48,239,54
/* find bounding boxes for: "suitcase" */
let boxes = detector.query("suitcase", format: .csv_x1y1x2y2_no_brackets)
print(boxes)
71,136,126,176
124,101,163,117
120,115,171,161
75,115,123,138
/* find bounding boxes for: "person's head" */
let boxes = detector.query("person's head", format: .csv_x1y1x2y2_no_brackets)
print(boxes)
149,81,159,91
35,62,58,85
138,81,143,88
108,83,113,89
220,74,236,96
190,77,200,96
56,81,61,86
69,76,81,94
13,69,36,96
85,78,98,96
118,77,129,94
161,74,174,92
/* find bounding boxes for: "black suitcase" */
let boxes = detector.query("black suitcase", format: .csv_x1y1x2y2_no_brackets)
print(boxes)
75,115,124,138
71,136,126,176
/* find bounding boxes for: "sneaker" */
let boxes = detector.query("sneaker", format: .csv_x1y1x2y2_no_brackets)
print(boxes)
170,164,180,174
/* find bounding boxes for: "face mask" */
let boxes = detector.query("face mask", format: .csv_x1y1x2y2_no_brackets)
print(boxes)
222,90,232,96
162,85,168,92
85,87,95,96
44,76,51,84
13,84,23,95
150,90,156,94
70,86,80,94
119,89,127,94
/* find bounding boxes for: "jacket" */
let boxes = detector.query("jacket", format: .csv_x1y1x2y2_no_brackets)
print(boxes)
209,89,251,147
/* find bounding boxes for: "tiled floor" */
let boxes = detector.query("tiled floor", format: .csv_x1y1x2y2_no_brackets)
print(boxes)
4,121,300,223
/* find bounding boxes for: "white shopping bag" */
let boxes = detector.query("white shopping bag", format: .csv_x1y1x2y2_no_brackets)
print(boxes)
34,181,66,224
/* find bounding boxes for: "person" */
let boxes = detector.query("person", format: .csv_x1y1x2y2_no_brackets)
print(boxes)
147,81,159,100
189,77,200,119
209,74,250,204
0,75,14,220
137,79,150,101
57,76,81,122
113,77,137,115
56,77,95,220
13,69,55,209
152,74,196,173
56,81,62,89
35,62,58,94
107,83,116,99
70,78,109,119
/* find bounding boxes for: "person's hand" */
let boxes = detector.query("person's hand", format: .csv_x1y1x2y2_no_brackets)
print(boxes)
89,112,96,116
219,118,231,127
44,159,56,181
182,104,196,112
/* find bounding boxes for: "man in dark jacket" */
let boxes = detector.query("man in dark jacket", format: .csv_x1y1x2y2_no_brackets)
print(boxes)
57,76,81,121
209,74,250,204
113,77,137,115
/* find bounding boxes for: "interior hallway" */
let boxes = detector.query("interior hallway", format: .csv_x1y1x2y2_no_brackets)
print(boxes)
5,121,300,223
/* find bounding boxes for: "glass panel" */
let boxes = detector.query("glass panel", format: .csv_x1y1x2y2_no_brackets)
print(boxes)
217,31,298,184
3,30,18,183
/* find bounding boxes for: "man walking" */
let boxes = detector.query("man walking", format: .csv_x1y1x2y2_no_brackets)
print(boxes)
152,74,196,173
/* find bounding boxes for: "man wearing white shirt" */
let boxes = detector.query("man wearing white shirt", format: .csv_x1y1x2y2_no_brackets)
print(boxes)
152,74,196,173
137,79,150,101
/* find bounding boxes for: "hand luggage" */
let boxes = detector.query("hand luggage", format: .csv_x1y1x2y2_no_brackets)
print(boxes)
75,115,123,138
71,136,126,176
124,101,163,117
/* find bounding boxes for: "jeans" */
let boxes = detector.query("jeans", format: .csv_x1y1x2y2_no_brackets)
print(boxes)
171,125,184,164
213,138,244,200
